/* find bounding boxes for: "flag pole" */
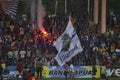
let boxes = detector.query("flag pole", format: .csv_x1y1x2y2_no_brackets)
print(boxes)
54,0,58,27
87,0,90,14
55,0,58,16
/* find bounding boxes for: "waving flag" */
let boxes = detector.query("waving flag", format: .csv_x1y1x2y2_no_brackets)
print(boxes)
1,0,18,18
55,18,83,66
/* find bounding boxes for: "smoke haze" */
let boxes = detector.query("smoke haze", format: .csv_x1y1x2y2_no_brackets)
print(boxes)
37,0,46,31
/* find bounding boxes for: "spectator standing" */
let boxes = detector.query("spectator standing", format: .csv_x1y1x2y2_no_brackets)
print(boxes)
1,59,6,73
64,62,69,80
36,58,43,79
17,59,23,73
22,65,29,80
69,64,75,78
7,49,14,66
92,64,97,79
19,48,26,62
27,70,32,80
29,62,35,76
102,57,108,67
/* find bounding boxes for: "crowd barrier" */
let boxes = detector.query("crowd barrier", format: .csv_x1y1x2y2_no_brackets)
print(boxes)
5,65,120,78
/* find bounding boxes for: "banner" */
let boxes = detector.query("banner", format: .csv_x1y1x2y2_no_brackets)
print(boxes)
42,66,100,78
93,66,101,78
55,18,83,66
106,67,120,77
7,66,101,78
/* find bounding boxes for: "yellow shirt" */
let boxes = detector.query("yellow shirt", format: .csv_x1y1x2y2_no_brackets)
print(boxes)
6,21,10,27
1,63,6,69
98,47,102,55
110,46,115,53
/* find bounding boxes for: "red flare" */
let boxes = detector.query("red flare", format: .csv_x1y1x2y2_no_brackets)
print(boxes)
39,26,48,37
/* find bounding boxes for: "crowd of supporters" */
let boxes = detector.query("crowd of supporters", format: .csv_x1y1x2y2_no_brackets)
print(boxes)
0,12,120,78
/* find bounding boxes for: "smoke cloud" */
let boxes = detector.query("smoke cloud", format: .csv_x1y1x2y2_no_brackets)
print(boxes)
37,0,46,31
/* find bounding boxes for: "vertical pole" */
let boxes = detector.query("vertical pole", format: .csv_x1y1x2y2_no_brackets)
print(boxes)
90,0,93,21
88,0,90,14
55,0,58,15
94,0,98,25
101,0,106,34
31,0,36,22
25,0,31,16
37,0,43,27
55,0,58,27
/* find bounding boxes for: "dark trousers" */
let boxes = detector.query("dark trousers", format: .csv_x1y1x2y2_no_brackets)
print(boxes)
36,67,42,78
64,71,68,80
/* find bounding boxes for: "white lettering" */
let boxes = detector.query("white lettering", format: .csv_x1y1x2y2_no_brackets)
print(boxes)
115,69,120,77
107,68,120,77
107,69,115,76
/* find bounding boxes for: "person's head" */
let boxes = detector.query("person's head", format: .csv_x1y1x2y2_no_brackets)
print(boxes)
66,62,68,64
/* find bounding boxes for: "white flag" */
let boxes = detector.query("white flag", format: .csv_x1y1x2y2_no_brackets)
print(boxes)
55,19,83,66
2,0,18,17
